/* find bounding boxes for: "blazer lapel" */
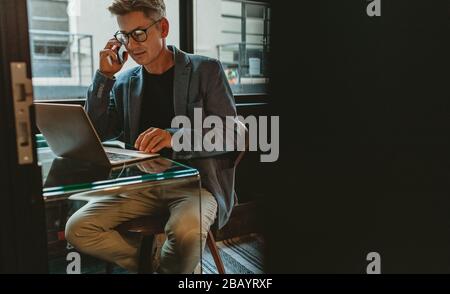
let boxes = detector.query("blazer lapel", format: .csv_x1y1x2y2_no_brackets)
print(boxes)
172,46,191,117
128,66,144,143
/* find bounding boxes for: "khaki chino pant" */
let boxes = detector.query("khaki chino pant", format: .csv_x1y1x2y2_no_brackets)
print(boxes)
65,184,217,274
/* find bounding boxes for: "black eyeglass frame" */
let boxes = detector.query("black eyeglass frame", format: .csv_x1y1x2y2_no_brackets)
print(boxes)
114,19,162,45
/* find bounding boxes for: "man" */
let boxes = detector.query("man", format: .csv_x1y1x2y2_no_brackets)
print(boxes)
65,0,245,274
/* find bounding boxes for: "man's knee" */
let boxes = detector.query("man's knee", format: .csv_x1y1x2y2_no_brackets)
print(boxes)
65,213,95,250
166,212,201,243
165,197,218,246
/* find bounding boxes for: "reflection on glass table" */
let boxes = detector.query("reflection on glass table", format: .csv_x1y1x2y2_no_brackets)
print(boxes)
38,147,199,200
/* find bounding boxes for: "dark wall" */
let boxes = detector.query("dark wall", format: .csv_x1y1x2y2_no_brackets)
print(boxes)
265,0,450,273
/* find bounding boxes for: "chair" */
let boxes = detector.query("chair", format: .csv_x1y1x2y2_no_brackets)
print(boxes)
107,212,225,274
107,148,247,274
72,128,248,274
106,127,248,274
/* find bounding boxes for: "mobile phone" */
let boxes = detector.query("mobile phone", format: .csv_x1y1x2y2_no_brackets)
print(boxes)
117,45,126,64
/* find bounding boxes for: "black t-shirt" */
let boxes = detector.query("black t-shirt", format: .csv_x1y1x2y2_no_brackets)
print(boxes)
139,66,175,158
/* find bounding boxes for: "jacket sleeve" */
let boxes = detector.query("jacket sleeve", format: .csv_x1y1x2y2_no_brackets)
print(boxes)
169,59,247,160
84,70,124,142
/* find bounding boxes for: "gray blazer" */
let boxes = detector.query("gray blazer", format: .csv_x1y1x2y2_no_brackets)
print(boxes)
85,46,243,228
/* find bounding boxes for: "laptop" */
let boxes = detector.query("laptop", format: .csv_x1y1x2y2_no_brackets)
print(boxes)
34,103,159,166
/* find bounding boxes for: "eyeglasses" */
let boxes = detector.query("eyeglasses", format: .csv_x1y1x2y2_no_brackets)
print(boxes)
114,19,162,45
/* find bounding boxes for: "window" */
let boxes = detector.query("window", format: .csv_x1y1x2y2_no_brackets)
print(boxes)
28,0,72,82
194,0,270,95
28,0,180,101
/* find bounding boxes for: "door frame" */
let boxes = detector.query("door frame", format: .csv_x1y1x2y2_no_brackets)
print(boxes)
0,0,48,273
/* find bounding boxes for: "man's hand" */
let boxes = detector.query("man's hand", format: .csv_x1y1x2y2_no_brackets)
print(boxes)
99,38,128,78
134,128,172,153
136,158,172,174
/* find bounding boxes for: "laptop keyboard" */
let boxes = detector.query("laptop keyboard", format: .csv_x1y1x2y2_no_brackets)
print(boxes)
106,152,137,162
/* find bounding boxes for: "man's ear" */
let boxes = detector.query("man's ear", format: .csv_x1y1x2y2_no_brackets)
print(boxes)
160,17,169,38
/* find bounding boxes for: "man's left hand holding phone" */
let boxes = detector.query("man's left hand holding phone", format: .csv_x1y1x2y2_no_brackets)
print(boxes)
99,38,128,79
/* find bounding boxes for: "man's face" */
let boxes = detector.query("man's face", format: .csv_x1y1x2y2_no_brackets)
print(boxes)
117,11,167,66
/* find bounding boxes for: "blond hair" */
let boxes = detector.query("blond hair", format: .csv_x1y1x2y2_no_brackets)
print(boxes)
108,0,166,20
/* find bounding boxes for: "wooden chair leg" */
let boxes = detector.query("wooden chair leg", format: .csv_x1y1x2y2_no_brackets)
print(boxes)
138,234,155,274
206,230,225,274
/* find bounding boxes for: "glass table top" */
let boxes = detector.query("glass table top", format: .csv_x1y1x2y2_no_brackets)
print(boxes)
38,146,199,198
